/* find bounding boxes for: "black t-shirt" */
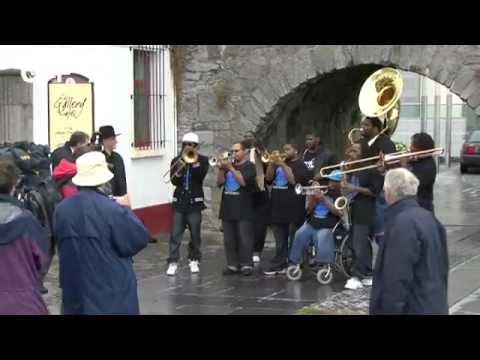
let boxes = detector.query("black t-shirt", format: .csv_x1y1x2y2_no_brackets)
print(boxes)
410,157,436,209
350,169,383,226
219,161,256,221
303,145,338,182
368,134,397,157
268,158,308,224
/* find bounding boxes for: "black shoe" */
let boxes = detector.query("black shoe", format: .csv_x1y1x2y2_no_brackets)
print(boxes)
149,237,158,243
222,267,240,276
241,267,253,276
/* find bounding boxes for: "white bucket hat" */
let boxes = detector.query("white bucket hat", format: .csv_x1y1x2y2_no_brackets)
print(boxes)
182,132,199,144
72,151,114,187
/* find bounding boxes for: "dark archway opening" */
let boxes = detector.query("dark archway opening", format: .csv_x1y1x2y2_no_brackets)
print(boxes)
257,64,384,156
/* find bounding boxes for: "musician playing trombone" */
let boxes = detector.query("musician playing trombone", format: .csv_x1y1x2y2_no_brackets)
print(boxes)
377,133,437,213
263,144,308,276
166,133,209,276
341,142,384,290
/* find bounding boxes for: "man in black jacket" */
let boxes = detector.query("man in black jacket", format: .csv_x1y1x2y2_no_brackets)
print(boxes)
97,126,127,197
166,133,209,276
370,168,448,315
51,131,90,170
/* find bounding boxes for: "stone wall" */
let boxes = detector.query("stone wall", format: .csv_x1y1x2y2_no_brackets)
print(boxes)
172,45,480,230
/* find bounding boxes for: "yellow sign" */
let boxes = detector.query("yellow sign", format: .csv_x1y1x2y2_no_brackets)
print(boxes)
48,83,94,151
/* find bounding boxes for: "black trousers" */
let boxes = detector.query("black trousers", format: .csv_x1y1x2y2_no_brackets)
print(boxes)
167,210,202,263
253,191,270,253
269,222,302,269
351,223,372,279
222,220,254,269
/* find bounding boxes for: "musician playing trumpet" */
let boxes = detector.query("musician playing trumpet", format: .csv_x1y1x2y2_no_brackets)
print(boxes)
287,170,344,273
166,133,210,276
263,144,308,276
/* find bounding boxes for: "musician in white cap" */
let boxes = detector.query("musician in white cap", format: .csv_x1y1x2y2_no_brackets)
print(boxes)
166,132,209,276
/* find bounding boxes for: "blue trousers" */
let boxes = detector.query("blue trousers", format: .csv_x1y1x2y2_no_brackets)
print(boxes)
288,222,335,265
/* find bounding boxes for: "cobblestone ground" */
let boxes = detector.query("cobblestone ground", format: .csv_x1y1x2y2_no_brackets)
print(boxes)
43,164,480,315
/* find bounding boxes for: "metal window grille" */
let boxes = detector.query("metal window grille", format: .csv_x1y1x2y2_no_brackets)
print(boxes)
131,45,166,150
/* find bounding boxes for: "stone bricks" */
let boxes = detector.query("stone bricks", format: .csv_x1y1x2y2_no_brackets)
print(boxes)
173,45,480,230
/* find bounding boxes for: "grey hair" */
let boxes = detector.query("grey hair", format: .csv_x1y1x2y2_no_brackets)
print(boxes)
384,168,419,199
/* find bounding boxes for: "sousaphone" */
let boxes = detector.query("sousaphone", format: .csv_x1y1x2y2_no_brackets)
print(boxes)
358,67,403,146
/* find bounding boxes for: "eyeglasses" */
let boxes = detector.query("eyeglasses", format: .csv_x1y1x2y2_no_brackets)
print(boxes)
183,143,197,147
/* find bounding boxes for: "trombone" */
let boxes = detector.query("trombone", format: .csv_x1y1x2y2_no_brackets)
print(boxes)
163,148,199,183
294,184,328,195
319,148,444,177
209,151,232,167
261,150,287,163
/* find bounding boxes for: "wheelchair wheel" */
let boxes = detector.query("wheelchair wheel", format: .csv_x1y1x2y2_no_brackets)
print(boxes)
316,267,333,285
286,265,302,281
339,233,354,277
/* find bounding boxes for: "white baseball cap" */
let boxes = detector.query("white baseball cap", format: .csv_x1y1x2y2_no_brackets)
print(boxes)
182,132,199,144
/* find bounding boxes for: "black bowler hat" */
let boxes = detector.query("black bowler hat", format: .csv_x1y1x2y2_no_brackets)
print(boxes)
99,125,121,140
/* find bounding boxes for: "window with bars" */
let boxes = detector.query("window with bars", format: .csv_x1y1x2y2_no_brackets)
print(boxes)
131,45,166,150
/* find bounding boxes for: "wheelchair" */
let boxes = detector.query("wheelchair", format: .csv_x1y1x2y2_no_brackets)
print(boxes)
286,218,354,285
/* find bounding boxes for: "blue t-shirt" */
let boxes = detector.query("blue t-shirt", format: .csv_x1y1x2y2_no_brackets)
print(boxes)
273,167,288,187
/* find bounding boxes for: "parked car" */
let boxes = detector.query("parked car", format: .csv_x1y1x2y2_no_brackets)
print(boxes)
460,130,480,173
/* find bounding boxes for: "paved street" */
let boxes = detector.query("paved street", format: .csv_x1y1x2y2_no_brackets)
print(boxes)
43,163,480,315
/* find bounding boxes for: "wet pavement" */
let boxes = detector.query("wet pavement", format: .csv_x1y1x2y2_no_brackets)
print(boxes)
43,163,480,315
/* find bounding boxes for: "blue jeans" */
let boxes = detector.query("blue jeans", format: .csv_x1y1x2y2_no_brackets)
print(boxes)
288,222,335,265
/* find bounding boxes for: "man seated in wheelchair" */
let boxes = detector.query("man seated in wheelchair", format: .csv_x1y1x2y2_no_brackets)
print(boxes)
288,170,343,272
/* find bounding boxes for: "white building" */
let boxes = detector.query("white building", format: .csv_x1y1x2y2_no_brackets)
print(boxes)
0,45,177,234
394,70,476,159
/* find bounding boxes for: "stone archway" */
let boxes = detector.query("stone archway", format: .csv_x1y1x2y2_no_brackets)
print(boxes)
173,45,480,230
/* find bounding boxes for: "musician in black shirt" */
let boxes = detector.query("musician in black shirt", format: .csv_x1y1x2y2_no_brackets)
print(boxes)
217,140,257,276
402,133,437,213
361,116,396,245
303,132,337,183
263,144,308,275
342,142,383,290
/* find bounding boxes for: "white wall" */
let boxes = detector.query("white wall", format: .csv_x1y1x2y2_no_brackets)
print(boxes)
0,45,176,210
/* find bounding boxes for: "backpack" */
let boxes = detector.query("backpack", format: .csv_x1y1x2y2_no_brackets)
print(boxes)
0,142,62,254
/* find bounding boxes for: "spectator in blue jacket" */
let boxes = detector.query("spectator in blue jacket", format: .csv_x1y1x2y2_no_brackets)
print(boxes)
370,168,449,315
53,152,149,315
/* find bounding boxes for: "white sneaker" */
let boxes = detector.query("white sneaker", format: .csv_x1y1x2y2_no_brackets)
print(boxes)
345,277,364,290
253,255,261,263
361,277,373,287
189,260,200,274
166,263,178,276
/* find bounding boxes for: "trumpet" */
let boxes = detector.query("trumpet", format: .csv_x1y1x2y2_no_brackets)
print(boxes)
163,148,199,183
319,148,444,177
261,150,287,163
209,151,232,167
294,184,329,195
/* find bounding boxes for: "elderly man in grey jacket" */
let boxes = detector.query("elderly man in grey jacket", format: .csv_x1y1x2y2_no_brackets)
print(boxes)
370,168,449,315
